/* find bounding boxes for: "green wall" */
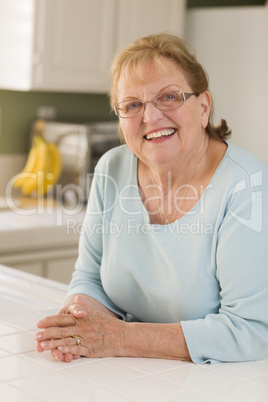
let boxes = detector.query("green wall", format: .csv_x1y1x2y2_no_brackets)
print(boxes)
0,89,115,154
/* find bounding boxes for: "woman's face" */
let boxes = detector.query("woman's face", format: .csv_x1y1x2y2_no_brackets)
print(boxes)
116,58,211,168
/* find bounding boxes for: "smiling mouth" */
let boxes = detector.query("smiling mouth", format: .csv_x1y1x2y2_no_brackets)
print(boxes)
144,129,176,141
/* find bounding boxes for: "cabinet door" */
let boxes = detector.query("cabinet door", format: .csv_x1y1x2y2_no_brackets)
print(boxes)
115,0,186,51
33,0,116,92
0,0,35,90
45,256,77,284
6,261,44,277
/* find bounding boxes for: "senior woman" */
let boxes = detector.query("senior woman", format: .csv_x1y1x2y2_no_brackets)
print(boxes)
35,33,268,364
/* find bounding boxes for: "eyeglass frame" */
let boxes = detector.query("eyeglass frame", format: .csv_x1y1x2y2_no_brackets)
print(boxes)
114,90,199,119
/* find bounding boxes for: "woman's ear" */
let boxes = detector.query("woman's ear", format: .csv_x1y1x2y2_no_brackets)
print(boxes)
199,91,211,129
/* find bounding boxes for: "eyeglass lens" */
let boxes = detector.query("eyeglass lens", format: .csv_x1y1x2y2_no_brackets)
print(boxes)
116,91,186,118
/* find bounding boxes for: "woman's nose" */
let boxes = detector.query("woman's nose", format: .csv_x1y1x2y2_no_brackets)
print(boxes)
142,102,164,123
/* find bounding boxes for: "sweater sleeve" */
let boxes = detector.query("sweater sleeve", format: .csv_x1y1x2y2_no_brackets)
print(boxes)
67,166,127,320
181,189,268,364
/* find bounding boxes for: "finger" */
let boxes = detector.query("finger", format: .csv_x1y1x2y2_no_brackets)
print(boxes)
74,294,86,305
73,294,89,314
57,306,68,315
40,335,75,351
64,353,75,363
51,348,81,363
35,323,78,342
74,310,87,318
40,334,88,352
68,304,87,318
36,341,44,353
36,325,77,343
41,335,88,358
74,295,90,314
37,314,76,329
57,344,89,358
51,348,65,361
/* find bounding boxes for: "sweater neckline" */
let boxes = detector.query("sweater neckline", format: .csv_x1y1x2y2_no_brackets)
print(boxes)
130,141,230,226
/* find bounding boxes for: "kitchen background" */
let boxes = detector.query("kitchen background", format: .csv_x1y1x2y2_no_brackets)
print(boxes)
0,0,267,283
0,0,268,196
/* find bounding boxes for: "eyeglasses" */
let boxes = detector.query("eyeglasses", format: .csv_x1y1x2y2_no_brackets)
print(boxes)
114,90,198,118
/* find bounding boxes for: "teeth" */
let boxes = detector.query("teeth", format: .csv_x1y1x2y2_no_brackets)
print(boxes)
145,129,175,140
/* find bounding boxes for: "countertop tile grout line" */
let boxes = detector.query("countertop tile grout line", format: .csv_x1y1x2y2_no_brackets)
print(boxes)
199,360,268,378
112,357,193,375
101,386,140,402
8,358,150,389
150,373,243,394
51,368,147,388
3,381,48,401
246,377,268,388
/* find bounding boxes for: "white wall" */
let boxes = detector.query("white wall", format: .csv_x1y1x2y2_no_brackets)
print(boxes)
185,7,268,164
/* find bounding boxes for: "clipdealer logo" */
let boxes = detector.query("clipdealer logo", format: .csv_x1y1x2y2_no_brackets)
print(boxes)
228,170,263,232
66,217,214,238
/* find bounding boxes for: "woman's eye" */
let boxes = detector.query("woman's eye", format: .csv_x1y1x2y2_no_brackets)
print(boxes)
163,93,176,101
157,92,182,105
127,101,143,110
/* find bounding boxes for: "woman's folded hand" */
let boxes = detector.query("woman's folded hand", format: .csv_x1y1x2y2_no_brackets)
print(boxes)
35,296,126,362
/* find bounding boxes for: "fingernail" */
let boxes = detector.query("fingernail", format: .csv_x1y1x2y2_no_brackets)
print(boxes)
41,341,48,349
58,346,64,351
36,320,43,327
36,333,43,340
55,355,61,361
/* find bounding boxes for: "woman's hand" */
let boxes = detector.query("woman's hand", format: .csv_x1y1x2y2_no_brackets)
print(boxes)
35,310,126,360
36,294,86,362
57,294,94,316
36,294,121,362
35,295,126,362
35,294,191,362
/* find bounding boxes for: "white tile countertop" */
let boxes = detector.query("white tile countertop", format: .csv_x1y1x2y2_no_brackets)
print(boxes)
0,264,268,402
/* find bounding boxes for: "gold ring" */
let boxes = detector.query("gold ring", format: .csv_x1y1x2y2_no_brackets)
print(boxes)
72,335,82,346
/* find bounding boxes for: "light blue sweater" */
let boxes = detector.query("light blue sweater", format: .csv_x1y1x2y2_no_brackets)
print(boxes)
68,142,268,364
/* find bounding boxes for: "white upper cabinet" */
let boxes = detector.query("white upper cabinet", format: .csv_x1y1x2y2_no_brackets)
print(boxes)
0,0,186,93
0,0,116,92
115,0,186,51
33,0,116,92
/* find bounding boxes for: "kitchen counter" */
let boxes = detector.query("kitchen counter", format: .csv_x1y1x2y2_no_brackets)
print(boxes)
0,265,268,401
0,200,86,283
0,199,86,252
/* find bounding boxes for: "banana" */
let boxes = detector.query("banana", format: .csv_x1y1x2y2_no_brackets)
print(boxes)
38,142,62,196
12,135,62,197
12,137,39,189
20,137,50,196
